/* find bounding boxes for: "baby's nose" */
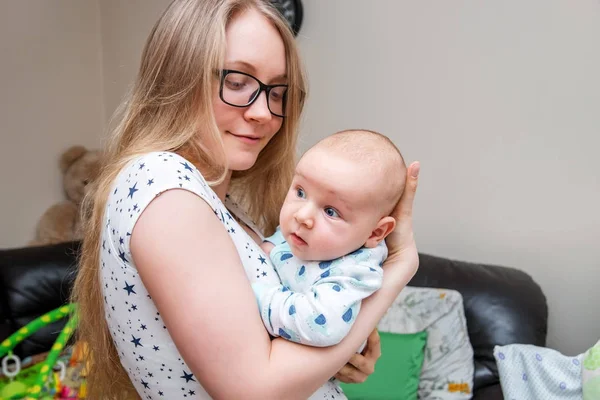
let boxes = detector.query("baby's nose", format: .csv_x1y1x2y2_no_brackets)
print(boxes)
295,206,314,228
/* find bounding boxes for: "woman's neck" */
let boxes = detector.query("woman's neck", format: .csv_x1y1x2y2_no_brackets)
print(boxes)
212,170,232,201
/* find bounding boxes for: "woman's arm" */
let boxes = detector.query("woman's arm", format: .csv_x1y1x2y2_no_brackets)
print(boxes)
130,163,419,399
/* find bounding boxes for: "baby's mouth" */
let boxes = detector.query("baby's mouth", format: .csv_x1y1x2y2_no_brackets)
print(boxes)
290,232,307,246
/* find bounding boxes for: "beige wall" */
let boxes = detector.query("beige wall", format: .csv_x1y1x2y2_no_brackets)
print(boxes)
0,1,105,247
1,0,598,356
297,0,600,356
98,0,170,121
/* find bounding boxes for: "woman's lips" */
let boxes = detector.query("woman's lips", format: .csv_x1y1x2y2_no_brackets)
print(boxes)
227,131,260,144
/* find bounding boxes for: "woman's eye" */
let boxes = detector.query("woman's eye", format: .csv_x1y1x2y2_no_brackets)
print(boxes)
269,87,286,102
296,188,306,198
324,207,339,218
224,79,246,90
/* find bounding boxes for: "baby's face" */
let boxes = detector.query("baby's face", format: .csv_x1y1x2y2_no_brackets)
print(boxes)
279,147,385,261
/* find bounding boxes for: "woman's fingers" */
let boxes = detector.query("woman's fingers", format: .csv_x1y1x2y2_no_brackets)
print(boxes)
363,329,382,363
394,161,420,221
386,161,420,259
333,329,381,383
334,363,368,384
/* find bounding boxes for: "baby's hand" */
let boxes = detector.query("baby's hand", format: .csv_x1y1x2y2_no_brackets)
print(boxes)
260,241,275,256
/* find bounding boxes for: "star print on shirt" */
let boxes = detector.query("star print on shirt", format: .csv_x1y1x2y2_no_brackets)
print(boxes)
123,282,136,296
180,162,194,172
119,250,128,263
180,371,195,383
131,335,143,347
128,182,139,199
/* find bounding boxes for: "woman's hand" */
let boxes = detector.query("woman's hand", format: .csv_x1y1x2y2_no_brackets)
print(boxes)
384,162,420,278
334,329,381,383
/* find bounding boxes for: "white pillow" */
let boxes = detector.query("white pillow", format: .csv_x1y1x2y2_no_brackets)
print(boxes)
494,343,583,399
378,287,474,400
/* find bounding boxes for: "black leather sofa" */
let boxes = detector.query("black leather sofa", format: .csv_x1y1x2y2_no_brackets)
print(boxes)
0,241,548,399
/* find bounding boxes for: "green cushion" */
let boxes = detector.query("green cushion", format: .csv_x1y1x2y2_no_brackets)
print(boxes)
340,331,428,400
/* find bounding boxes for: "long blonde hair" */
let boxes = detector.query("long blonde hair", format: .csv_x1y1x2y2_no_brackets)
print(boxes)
71,0,306,397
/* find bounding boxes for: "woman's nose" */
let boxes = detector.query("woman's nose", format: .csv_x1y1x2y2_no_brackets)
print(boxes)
294,205,314,229
244,91,272,123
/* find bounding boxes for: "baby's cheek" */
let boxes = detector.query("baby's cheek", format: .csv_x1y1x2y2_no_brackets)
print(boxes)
314,233,338,259
278,208,292,233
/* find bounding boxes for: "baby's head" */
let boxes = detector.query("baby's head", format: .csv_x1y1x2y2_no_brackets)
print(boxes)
279,129,407,261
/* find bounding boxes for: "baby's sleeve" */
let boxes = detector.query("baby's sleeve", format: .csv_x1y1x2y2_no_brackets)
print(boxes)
263,227,285,246
253,243,387,347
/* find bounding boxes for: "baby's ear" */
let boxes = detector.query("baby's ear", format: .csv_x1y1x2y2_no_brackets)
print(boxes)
364,216,396,248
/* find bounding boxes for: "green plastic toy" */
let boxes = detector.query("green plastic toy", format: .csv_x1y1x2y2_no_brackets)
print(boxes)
0,304,77,400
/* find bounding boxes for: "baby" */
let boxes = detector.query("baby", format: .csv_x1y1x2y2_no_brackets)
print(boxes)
253,129,407,349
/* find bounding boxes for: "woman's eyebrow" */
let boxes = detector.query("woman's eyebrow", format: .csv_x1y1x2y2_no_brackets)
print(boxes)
226,60,287,82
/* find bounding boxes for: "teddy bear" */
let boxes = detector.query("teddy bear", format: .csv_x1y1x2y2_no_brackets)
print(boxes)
29,145,101,246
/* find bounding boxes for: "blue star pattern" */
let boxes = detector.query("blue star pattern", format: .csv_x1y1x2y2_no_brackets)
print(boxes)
252,227,385,348
100,152,280,399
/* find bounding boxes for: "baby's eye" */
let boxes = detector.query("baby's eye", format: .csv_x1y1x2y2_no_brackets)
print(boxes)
324,207,339,218
296,187,306,199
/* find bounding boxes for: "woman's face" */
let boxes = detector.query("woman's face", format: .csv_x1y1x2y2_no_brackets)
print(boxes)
213,8,287,172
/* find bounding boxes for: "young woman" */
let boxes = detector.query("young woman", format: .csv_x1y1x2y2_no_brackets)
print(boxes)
72,1,420,398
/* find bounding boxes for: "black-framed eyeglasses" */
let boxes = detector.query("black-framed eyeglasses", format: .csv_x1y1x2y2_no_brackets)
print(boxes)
218,69,288,118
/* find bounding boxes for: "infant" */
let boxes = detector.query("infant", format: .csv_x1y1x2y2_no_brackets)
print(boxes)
254,129,407,348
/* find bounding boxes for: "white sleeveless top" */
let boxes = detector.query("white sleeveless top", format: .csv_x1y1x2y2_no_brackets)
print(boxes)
100,151,281,399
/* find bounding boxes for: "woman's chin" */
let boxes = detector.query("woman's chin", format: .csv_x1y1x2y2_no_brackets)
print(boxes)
227,156,259,172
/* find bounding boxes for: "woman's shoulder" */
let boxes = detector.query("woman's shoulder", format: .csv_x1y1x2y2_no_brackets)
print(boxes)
104,151,220,240
120,151,206,182
111,151,214,198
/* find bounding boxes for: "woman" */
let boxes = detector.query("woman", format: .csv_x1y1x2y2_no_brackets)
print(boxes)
72,0,420,399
